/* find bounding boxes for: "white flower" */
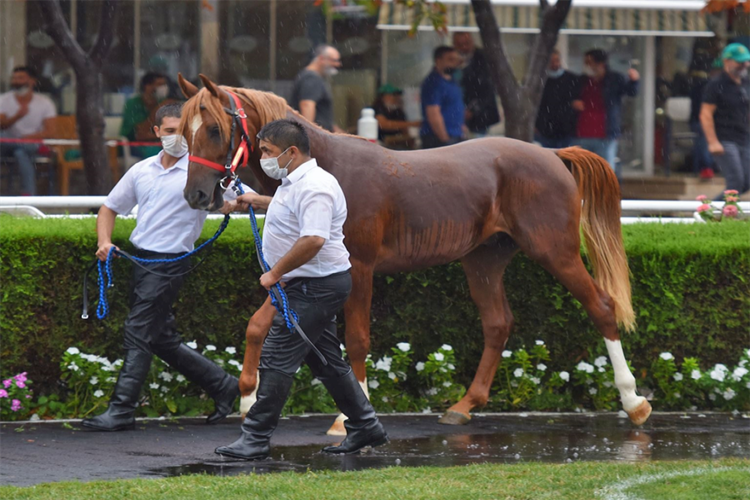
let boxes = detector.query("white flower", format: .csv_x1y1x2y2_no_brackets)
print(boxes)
375,357,392,372
102,365,115,372
673,372,684,382
388,372,397,380
603,381,613,388
598,367,605,373
225,347,237,355
311,379,322,386
589,387,598,395
559,371,570,382
205,345,217,351
149,383,159,390
530,377,541,385
747,381,750,389
536,340,545,346
369,379,380,389
443,381,452,387
732,367,748,381
576,361,594,374
708,393,716,401
514,368,524,378
415,362,426,372
340,344,346,352
536,363,547,372
447,363,455,370
660,352,674,361
691,369,701,380
441,344,453,351
426,388,438,396
66,347,80,355
106,377,116,383
723,388,736,400
229,360,241,367
422,408,432,414
176,374,186,383
674,392,681,399
397,342,411,352
215,359,224,366
710,368,726,382
89,376,98,385
434,352,445,362
93,390,104,398
381,396,389,402
502,350,512,358
186,341,197,349
160,386,169,393
746,349,750,358
67,363,79,372
594,356,608,368
159,372,173,382
740,360,748,368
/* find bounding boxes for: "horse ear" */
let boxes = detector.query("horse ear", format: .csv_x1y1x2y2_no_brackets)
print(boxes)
199,74,221,99
178,73,199,98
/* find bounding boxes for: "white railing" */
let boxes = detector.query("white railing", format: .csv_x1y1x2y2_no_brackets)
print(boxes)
1,197,748,224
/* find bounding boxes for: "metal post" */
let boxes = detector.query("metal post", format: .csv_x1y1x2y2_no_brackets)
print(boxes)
134,0,142,91
380,29,388,84
270,0,277,92
643,35,656,177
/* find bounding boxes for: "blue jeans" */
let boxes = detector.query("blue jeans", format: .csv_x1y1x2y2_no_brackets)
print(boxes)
536,135,573,149
713,141,750,199
575,138,619,178
0,143,38,195
690,120,714,173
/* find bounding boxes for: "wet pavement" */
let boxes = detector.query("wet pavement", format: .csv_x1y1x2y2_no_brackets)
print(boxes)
1,412,748,486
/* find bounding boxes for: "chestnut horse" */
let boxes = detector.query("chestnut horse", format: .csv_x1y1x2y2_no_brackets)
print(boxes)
178,74,652,434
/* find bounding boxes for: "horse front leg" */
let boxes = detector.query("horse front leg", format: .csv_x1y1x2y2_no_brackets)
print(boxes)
238,297,276,416
326,261,375,436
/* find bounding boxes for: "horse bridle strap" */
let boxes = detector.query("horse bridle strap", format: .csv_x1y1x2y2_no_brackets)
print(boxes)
188,90,254,184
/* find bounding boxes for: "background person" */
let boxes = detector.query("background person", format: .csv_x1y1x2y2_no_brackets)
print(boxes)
420,46,465,149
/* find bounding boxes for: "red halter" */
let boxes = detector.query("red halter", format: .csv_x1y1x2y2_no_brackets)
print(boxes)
188,90,253,183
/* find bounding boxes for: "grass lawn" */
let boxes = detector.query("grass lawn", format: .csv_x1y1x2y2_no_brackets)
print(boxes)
2,459,748,500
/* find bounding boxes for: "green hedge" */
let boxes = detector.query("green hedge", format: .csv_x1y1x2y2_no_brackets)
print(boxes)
1,215,749,393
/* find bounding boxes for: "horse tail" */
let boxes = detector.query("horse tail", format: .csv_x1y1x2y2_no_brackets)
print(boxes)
555,146,635,332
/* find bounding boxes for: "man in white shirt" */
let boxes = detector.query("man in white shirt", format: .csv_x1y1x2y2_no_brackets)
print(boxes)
0,66,56,195
215,119,387,460
83,103,244,431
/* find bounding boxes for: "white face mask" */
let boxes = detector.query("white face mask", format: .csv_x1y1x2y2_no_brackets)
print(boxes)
155,84,169,100
546,68,565,79
12,85,31,97
160,134,188,158
324,66,339,77
260,147,293,179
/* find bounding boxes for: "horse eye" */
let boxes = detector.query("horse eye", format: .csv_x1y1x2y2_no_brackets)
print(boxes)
208,126,221,140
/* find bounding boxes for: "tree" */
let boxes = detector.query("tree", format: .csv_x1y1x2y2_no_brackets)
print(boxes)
41,0,119,195
387,0,572,142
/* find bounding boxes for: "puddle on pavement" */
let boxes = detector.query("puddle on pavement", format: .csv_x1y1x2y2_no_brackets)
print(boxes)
149,413,750,478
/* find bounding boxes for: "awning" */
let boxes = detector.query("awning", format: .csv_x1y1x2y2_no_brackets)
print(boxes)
377,1,715,37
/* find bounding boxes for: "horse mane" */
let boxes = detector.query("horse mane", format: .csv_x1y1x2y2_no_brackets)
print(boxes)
179,86,289,141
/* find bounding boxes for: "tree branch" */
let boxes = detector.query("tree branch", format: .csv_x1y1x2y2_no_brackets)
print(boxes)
470,0,518,102
522,0,572,95
539,0,549,10
89,0,119,67
41,0,86,70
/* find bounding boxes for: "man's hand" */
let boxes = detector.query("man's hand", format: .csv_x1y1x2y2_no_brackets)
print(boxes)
572,100,585,112
259,269,281,290
236,192,270,211
219,200,237,215
628,68,640,81
96,242,119,262
708,141,725,155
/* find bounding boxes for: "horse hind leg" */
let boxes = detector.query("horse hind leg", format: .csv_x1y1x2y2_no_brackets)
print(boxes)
526,240,651,426
440,239,517,425
238,298,276,416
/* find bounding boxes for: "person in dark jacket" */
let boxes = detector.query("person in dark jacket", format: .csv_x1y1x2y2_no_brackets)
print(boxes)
535,49,578,148
452,32,500,137
573,49,639,178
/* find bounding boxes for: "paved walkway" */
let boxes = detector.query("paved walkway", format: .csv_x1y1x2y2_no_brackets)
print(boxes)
2,412,748,487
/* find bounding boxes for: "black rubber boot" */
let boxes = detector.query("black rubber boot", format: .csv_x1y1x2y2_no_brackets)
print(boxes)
214,369,293,460
156,343,239,424
82,350,152,431
320,369,388,454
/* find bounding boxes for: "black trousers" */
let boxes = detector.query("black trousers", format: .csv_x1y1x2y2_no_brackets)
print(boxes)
123,251,189,356
259,270,352,378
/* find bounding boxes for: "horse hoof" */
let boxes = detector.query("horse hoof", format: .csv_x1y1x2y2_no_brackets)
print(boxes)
239,395,256,417
326,417,347,436
438,410,471,426
627,398,652,426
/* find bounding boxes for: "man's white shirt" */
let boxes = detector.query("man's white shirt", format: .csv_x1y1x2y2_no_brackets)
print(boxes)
0,92,56,138
263,158,350,280
104,151,250,253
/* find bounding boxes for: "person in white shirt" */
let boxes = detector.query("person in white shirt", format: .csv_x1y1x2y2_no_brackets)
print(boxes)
215,119,387,460
83,103,245,432
0,66,56,195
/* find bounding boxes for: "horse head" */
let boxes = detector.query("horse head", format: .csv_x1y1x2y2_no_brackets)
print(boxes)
178,73,282,211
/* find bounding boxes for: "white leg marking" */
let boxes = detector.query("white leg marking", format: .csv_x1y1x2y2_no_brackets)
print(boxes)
239,370,259,415
605,339,644,412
